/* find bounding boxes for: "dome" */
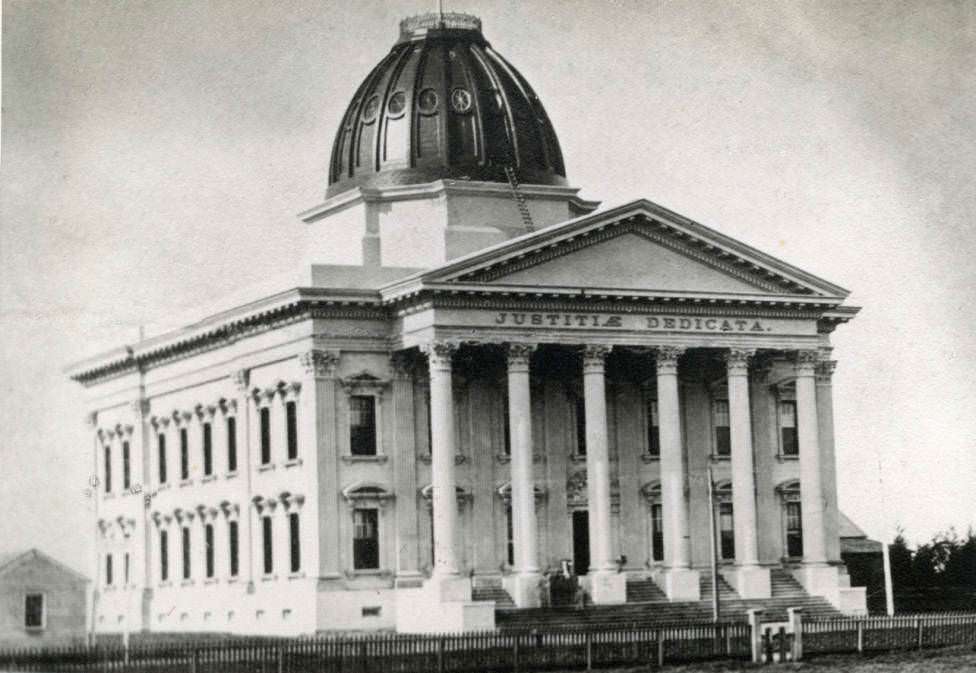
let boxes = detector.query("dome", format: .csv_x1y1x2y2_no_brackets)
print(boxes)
326,13,567,198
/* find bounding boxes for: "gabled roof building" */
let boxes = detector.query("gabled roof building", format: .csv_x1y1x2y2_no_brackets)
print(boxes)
69,12,867,635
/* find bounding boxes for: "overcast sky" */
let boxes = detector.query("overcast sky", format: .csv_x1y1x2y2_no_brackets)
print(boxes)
2,0,974,575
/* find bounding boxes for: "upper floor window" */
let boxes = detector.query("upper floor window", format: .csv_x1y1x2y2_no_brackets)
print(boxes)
160,530,169,581
103,445,112,493
181,527,191,579
349,396,377,456
262,516,273,574
180,428,189,480
259,408,271,464
779,401,799,456
353,508,379,570
122,441,131,490
157,433,167,483
24,594,44,630
205,524,215,578
289,513,301,573
286,401,298,460
105,553,113,586
226,417,237,472
646,398,660,457
713,400,731,457
202,422,213,476
574,395,586,456
228,521,239,577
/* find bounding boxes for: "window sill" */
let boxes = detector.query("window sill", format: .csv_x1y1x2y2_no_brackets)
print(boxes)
158,581,173,589
180,580,194,587
416,454,465,465
103,586,116,592
640,453,660,463
709,454,731,462
157,483,171,491
346,568,390,577
776,454,800,462
103,492,116,500
24,626,45,633
260,574,278,582
495,454,511,464
204,578,219,586
201,475,217,484
257,463,275,473
225,471,239,480
287,571,306,580
283,458,303,468
227,576,239,584
569,453,587,463
341,455,389,464
179,479,194,488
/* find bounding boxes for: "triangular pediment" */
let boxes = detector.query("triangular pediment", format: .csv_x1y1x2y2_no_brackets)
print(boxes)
381,200,850,305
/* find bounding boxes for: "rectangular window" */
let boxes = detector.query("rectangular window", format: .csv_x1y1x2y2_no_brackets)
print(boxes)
575,396,587,456
506,507,514,566
226,417,237,472
180,428,189,480
786,502,803,558
124,552,130,585
260,407,271,464
202,422,212,475
349,396,377,456
104,445,112,493
182,527,191,579
228,521,239,577
780,401,799,456
646,399,660,457
651,504,664,562
713,400,731,456
353,508,379,570
160,530,169,581
24,594,43,629
205,524,214,578
502,390,511,456
286,401,298,460
122,441,131,490
105,553,113,586
158,434,167,483
719,503,735,560
289,513,301,573
262,516,273,574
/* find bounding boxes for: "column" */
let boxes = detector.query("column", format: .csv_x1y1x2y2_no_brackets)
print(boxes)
816,357,841,562
725,349,770,598
655,346,699,600
581,345,626,604
231,368,256,593
507,343,541,607
795,350,827,564
422,341,461,579
390,352,422,586
298,350,342,585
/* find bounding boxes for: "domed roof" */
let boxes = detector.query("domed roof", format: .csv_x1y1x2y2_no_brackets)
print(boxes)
327,13,567,198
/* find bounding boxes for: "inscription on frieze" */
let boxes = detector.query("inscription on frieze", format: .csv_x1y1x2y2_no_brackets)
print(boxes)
493,312,771,333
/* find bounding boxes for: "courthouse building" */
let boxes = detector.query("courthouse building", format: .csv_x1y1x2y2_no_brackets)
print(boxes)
68,13,867,635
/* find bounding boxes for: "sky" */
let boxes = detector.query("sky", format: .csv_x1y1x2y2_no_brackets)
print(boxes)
2,0,974,576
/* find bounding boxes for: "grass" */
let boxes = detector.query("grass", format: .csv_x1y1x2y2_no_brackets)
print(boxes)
543,644,976,672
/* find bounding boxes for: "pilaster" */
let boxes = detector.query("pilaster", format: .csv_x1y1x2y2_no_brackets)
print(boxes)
390,352,422,586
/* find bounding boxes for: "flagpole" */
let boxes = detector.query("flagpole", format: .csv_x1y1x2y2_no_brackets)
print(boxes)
706,466,720,622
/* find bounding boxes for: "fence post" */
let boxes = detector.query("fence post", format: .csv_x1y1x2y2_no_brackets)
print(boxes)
278,646,284,673
436,637,444,673
856,620,864,654
788,607,803,662
512,633,519,673
746,608,764,664
656,629,664,668
917,617,923,651
190,648,198,673
585,631,592,672
777,627,788,663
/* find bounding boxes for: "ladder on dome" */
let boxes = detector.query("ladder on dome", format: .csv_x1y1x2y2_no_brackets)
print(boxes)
503,165,535,232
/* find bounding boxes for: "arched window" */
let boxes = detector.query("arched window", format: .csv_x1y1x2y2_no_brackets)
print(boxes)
640,481,664,563
777,480,803,559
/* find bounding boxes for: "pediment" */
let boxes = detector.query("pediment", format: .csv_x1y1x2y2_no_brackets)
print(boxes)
403,200,849,299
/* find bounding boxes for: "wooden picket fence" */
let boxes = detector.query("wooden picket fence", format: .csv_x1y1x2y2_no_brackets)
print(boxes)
800,611,976,658
0,622,750,672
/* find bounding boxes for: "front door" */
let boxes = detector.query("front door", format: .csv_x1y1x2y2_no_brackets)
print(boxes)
572,510,590,575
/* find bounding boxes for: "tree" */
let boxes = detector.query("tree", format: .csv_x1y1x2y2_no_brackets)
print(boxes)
888,532,914,589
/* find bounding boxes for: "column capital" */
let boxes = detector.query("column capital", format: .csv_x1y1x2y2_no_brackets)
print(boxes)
506,343,536,370
793,349,819,376
389,352,415,381
815,360,837,384
724,348,756,376
300,349,340,379
653,346,685,375
581,344,611,373
85,411,98,429
130,399,150,418
231,368,250,393
420,340,459,369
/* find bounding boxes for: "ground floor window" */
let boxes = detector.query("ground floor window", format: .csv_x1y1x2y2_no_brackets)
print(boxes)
786,501,803,558
105,553,113,586
182,527,191,579
262,516,273,574
205,524,215,578
651,504,664,562
289,513,301,573
353,508,379,570
228,521,239,577
506,506,514,566
719,503,735,560
24,594,43,629
160,530,169,581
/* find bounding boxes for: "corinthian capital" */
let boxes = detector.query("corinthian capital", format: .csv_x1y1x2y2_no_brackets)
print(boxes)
581,345,611,374
506,343,536,370
653,346,685,375
389,352,415,381
793,349,819,376
815,360,837,384
724,348,756,376
420,340,459,370
300,349,340,379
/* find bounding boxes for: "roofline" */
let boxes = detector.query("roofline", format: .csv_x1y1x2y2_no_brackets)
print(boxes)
0,549,89,583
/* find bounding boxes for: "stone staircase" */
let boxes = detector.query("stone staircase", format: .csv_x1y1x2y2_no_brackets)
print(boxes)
494,567,842,631
472,582,516,608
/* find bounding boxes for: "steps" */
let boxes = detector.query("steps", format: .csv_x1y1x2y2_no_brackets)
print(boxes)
472,583,516,608
495,567,842,632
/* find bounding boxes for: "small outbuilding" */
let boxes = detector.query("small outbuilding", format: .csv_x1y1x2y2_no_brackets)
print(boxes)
0,549,89,646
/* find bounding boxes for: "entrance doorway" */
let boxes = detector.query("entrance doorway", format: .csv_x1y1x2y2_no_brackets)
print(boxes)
572,510,590,575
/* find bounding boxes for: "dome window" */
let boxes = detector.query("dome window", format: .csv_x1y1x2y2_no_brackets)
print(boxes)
362,96,379,123
387,92,406,117
417,88,438,115
450,87,473,114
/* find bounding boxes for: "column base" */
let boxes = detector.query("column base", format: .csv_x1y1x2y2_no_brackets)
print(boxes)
722,565,771,599
661,568,700,602
792,564,867,616
582,570,627,605
395,575,495,633
502,572,543,608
